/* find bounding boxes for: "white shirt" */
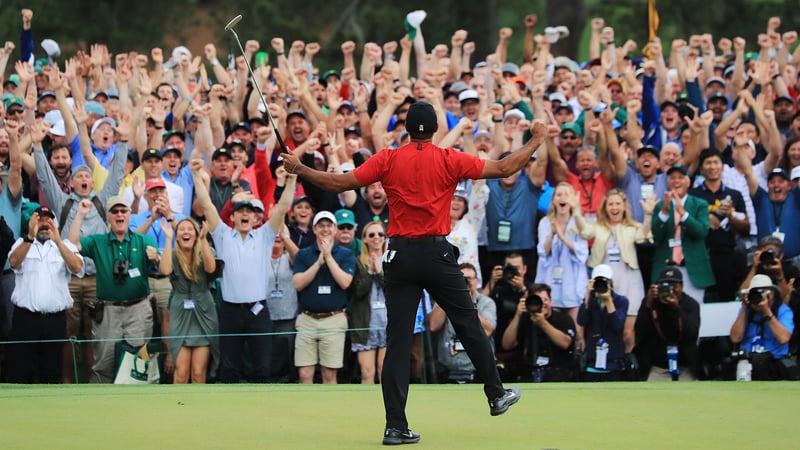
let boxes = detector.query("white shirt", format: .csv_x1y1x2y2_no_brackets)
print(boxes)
211,223,276,303
10,238,85,313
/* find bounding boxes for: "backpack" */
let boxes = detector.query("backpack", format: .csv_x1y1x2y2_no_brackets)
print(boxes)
59,196,107,233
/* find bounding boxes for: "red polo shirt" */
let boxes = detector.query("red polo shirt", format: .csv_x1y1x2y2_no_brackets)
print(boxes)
567,171,614,217
353,142,485,237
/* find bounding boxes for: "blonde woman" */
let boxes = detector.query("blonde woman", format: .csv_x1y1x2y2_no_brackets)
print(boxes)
578,189,655,352
535,182,589,323
349,221,388,384
159,218,219,384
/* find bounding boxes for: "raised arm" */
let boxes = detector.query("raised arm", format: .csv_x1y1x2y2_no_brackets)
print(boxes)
268,173,296,234
190,159,220,231
480,121,547,179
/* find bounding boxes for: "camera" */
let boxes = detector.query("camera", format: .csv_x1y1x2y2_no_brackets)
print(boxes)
657,282,674,299
593,277,610,295
747,288,766,305
112,258,129,285
678,103,695,121
502,264,520,283
759,249,777,267
525,294,544,315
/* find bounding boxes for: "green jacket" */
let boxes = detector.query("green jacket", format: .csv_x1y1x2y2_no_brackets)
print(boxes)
651,195,715,289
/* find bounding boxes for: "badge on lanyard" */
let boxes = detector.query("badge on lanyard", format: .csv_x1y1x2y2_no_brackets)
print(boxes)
608,247,621,263
497,220,512,243
270,289,284,300
183,299,196,310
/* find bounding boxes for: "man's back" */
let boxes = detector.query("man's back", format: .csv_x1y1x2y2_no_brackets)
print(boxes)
352,142,483,237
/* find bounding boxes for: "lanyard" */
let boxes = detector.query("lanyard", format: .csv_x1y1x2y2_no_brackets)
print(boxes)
579,178,596,209
112,235,132,262
271,255,282,289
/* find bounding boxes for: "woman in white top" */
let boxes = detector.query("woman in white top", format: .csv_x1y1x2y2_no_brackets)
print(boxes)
535,182,589,324
577,189,655,352
448,180,489,287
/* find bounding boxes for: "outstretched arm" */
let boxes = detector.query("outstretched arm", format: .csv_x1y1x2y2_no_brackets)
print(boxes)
480,121,547,179
282,153,362,193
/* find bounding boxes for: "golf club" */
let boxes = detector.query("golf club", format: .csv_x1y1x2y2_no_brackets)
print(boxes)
224,14,289,154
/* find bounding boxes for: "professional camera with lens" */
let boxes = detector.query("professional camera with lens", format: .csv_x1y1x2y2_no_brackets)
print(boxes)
502,264,520,283
747,288,766,305
593,277,611,295
657,282,674,299
525,294,543,315
759,249,777,267
112,258,129,284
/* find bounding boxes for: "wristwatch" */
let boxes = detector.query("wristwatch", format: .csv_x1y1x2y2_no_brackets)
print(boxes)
23,235,34,243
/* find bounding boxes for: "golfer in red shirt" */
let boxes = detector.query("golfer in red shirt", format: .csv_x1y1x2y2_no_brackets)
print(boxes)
284,101,547,445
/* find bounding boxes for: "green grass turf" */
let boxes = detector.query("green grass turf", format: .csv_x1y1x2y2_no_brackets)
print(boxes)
1,382,798,449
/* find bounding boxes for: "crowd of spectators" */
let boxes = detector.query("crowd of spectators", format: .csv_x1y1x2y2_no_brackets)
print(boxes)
1,8,799,384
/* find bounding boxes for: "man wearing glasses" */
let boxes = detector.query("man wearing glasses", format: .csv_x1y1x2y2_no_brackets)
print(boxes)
67,196,159,383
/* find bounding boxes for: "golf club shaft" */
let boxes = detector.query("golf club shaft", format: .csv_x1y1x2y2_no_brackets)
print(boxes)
226,20,289,154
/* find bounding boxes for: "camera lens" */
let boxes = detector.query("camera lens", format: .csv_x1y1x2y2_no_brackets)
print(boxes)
593,277,609,295
502,264,519,282
747,289,765,305
525,294,543,314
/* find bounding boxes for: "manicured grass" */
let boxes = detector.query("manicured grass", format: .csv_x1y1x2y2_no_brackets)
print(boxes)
1,382,798,449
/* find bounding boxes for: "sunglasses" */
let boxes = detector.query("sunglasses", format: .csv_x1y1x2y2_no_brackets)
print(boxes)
609,88,622,94
367,232,386,238
337,224,354,231
561,134,580,140
7,108,23,115
109,208,129,215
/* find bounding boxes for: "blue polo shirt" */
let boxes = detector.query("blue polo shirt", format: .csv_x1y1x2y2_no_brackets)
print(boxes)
617,162,668,222
162,166,194,218
741,304,794,358
752,186,800,258
293,242,355,313
211,222,275,303
485,175,542,251
129,212,186,250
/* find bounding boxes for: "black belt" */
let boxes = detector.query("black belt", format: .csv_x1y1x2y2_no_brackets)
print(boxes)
148,274,168,279
390,236,447,244
668,260,686,267
302,309,345,319
223,300,266,309
102,296,148,307
14,305,66,316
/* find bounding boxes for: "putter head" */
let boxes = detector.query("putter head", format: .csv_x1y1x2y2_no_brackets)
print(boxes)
41,39,61,65
225,15,243,32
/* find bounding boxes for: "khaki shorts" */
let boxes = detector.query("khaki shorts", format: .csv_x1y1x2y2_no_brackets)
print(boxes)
294,312,347,369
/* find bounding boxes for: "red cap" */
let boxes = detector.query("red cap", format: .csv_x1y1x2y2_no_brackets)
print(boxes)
145,178,167,191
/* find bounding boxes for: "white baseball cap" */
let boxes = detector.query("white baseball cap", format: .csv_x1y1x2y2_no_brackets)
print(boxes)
591,264,614,281
312,211,337,227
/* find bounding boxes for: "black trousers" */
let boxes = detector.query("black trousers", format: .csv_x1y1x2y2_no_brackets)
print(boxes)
382,238,505,430
6,306,66,383
218,301,272,383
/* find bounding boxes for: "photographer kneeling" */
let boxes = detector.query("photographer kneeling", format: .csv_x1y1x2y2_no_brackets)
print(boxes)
635,266,704,381
729,275,795,380
577,264,629,381
500,284,576,382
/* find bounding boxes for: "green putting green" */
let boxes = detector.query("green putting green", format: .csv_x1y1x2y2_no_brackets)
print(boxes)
1,382,798,449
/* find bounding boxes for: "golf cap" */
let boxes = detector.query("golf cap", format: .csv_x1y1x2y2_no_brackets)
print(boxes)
458,89,479,103
334,209,356,227
313,211,337,227
212,147,232,160
791,166,800,181
504,109,525,122
666,164,689,177
232,201,258,212
90,117,115,135
560,122,583,137
591,264,614,281
405,101,438,136
35,206,56,220
637,145,660,158
767,168,790,181
145,178,167,191
658,266,683,283
106,195,130,212
748,274,779,293
141,148,163,161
